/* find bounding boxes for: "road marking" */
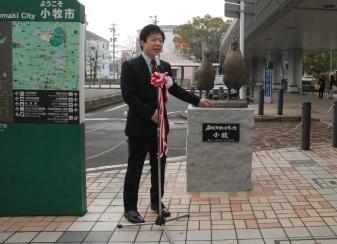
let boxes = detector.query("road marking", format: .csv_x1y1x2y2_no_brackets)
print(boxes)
85,118,126,133
85,118,126,121
86,139,127,160
86,104,127,117
106,104,127,112
86,155,187,172
167,111,182,115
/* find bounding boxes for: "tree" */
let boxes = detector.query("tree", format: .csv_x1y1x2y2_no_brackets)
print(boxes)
303,51,337,76
173,14,231,63
122,34,138,59
86,45,101,81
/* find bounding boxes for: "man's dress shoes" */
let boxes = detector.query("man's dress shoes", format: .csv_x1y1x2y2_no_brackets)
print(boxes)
124,210,145,223
151,203,171,217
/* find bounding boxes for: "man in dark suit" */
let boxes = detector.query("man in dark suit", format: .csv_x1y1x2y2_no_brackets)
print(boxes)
121,24,213,223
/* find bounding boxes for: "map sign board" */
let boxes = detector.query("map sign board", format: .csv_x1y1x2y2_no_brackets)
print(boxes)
0,21,82,124
0,0,85,124
12,22,80,90
0,0,86,217
0,0,85,23
13,90,80,124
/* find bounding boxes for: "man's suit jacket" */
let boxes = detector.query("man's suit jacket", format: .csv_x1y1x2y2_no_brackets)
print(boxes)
121,55,200,139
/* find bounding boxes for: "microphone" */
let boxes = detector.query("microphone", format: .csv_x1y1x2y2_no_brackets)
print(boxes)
155,55,161,72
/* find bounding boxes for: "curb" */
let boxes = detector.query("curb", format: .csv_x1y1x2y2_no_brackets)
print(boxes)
86,155,187,173
255,115,301,122
179,109,302,122
85,94,123,112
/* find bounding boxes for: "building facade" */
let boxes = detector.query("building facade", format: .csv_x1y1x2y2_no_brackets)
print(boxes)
85,30,110,79
135,25,197,85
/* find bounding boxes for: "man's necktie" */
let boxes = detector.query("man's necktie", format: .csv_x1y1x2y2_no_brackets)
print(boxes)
151,60,167,103
151,59,157,74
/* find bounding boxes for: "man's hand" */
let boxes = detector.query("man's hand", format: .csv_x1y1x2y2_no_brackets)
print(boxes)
199,98,214,108
151,109,159,124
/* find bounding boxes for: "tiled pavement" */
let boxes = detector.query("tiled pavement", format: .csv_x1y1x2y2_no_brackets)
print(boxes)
1,145,337,243
1,93,337,244
253,120,332,151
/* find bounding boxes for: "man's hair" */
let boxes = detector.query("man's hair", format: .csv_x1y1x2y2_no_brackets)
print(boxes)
139,24,165,50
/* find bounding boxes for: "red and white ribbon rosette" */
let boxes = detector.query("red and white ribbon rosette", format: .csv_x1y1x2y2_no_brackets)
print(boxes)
151,71,169,88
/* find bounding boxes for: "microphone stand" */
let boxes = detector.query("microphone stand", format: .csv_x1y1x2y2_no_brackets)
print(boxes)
117,61,189,244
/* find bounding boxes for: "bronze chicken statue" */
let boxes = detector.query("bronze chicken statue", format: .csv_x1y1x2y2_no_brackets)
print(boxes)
223,38,246,98
195,47,216,98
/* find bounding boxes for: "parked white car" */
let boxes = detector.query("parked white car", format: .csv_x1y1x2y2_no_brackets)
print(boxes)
210,75,228,99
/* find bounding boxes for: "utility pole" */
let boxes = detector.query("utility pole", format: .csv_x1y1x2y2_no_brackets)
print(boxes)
109,23,117,62
224,0,255,99
330,50,333,72
149,15,158,25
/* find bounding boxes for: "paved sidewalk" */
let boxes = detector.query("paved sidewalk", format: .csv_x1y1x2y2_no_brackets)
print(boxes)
0,93,336,244
250,92,335,122
1,145,337,243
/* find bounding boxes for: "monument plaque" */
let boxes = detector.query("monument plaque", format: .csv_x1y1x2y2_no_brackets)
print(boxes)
202,123,240,142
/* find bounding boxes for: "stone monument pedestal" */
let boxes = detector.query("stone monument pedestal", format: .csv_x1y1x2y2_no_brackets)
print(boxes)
186,100,254,192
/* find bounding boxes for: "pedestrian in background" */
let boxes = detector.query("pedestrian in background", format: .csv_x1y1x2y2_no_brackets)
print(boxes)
318,75,326,98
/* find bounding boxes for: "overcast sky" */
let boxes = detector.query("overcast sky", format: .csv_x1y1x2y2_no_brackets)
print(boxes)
78,0,227,53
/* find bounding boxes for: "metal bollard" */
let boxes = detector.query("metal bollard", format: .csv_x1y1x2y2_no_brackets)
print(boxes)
258,86,264,115
277,89,283,116
333,101,337,147
301,102,311,150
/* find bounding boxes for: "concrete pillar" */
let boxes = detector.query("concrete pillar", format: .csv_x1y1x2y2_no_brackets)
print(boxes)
252,58,266,96
251,59,258,84
272,54,282,89
245,59,252,95
287,49,303,93
251,59,258,96
257,59,266,86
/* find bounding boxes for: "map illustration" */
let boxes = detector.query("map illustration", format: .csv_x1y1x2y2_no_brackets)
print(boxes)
12,21,80,90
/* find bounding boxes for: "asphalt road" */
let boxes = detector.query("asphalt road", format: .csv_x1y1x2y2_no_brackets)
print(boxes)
85,95,190,168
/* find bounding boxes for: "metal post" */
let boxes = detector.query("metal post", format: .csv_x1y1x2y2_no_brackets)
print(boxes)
240,0,244,56
258,86,264,115
277,89,283,115
190,87,195,95
333,101,337,147
239,0,246,99
181,66,185,88
330,51,333,73
219,87,225,100
301,102,311,150
245,86,250,103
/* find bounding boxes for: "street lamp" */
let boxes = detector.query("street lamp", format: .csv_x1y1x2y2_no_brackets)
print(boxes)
109,24,118,62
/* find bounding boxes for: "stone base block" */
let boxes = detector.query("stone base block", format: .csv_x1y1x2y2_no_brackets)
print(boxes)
186,102,254,192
